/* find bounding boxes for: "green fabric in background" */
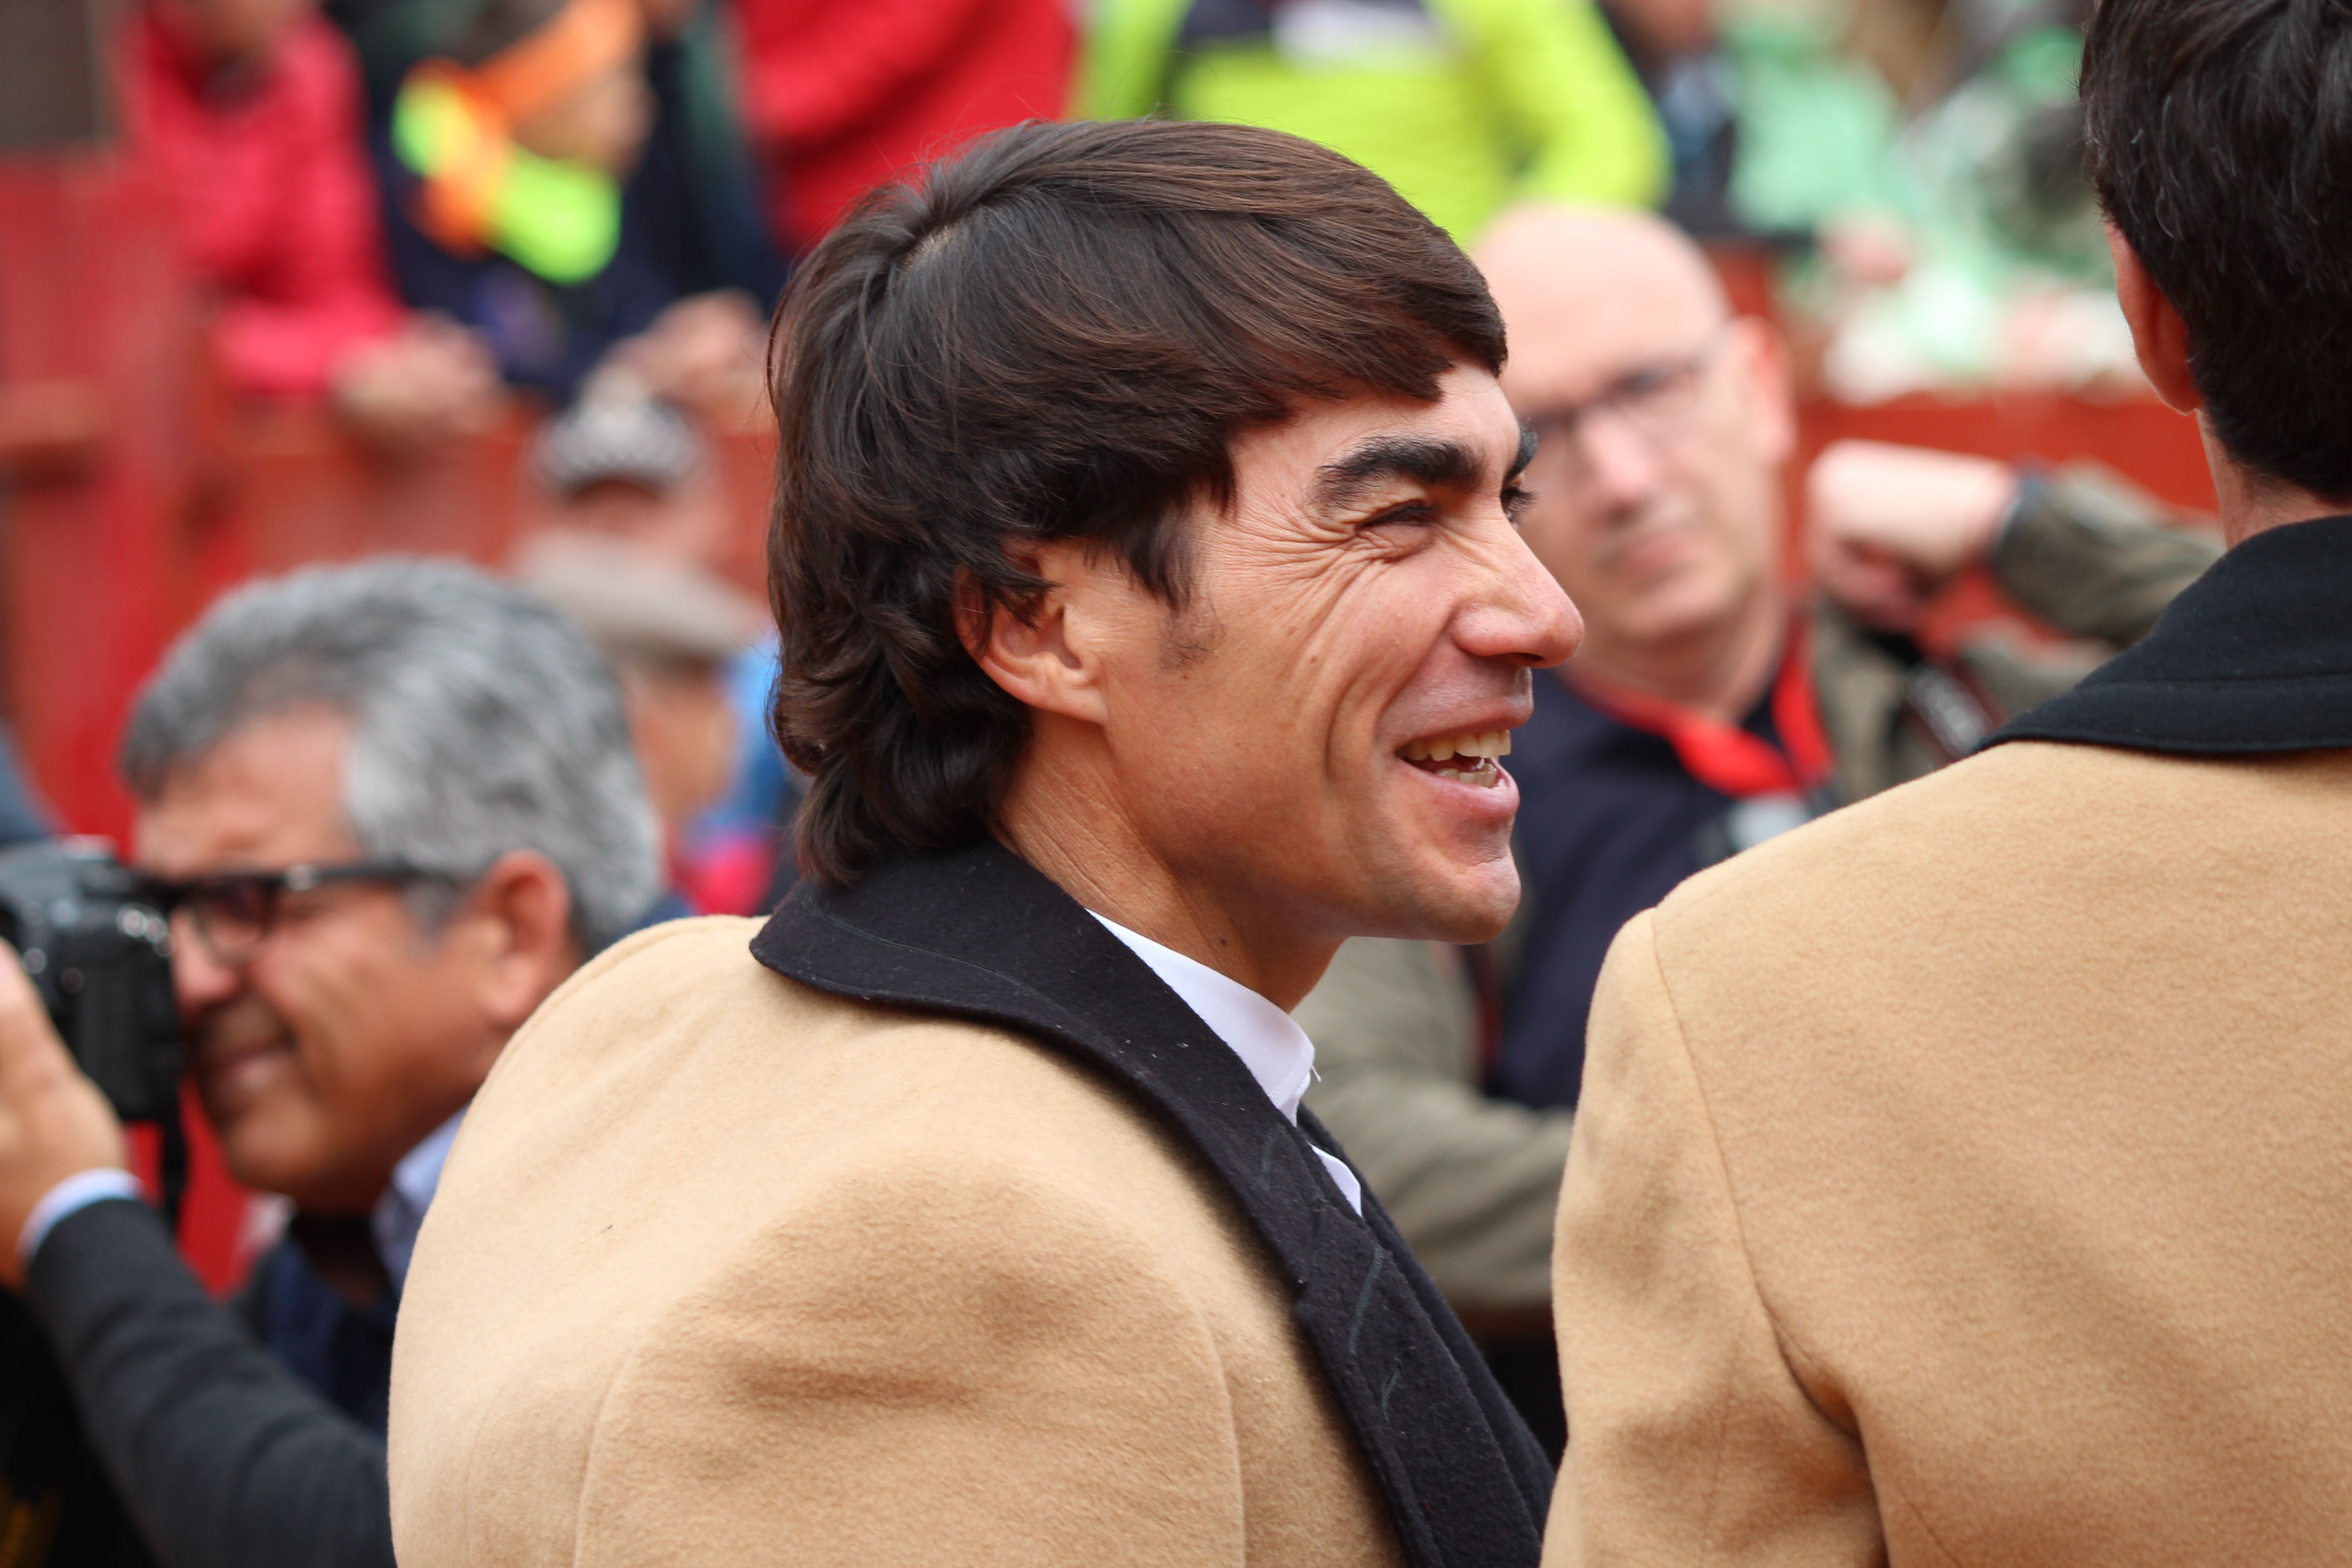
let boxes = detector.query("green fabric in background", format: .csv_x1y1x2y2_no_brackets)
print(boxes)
1080,0,1666,243
1718,0,1901,236
391,72,623,284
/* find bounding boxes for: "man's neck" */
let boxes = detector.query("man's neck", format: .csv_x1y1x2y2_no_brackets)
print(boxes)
2207,422,2352,546
1566,584,1787,724
994,745,1336,1011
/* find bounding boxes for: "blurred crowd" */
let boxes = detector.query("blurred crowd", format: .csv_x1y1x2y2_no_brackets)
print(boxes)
107,0,2144,931
0,0,2236,1563
134,0,2125,429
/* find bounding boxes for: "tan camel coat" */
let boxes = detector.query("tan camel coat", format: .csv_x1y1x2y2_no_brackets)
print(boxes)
387,916,1403,1567
1548,738,2352,1564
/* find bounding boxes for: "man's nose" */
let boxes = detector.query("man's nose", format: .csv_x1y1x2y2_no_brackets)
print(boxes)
1469,522,1585,671
1575,407,1668,511
171,919,243,1022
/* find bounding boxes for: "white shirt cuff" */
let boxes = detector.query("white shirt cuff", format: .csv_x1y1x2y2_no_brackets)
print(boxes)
18,1168,145,1271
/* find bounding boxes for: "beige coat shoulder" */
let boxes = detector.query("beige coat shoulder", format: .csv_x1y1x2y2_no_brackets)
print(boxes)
392,917,1397,1568
1549,741,2352,1566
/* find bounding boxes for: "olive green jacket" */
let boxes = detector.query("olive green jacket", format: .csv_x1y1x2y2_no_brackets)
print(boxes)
1296,467,2221,1316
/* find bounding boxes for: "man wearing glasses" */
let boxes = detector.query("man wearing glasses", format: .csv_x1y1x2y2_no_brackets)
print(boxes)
0,557,663,1568
1293,202,2223,1449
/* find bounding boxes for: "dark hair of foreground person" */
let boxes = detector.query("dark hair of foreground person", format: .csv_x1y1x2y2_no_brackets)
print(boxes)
2082,0,2352,500
765,117,1505,884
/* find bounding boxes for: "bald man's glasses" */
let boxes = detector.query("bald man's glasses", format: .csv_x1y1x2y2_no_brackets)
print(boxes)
1523,327,1729,464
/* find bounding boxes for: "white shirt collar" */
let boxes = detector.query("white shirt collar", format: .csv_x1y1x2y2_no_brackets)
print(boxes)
372,1108,466,1292
1088,912,1362,1214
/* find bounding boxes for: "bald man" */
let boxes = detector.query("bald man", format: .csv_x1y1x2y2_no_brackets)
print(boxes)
1293,204,2220,1450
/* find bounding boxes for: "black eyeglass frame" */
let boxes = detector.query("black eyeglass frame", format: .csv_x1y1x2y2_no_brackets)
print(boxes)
137,859,451,966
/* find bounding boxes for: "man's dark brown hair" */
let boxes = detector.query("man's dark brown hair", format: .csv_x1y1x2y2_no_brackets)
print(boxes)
2082,0,2352,500
767,118,1505,885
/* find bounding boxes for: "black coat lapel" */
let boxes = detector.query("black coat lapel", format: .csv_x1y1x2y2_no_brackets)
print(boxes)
1989,514,2352,754
751,840,1552,1568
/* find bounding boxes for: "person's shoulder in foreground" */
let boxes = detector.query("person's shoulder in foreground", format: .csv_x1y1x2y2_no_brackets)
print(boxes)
1546,0,2352,1558
394,116,1572,1567
1557,725,2352,1562
394,904,1398,1566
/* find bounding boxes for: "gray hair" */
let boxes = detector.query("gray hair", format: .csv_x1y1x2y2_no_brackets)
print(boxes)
120,557,663,953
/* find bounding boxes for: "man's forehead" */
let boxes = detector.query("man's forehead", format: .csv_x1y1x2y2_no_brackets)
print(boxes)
1480,220,1725,396
1510,287,1720,394
132,704,360,872
1239,366,1522,497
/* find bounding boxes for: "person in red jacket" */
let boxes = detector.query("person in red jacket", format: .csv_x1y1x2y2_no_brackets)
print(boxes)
731,0,1073,254
123,0,503,445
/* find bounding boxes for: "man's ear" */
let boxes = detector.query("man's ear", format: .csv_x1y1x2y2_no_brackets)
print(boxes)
960,542,1127,728
1731,315,1796,468
2107,223,2201,415
456,850,579,1031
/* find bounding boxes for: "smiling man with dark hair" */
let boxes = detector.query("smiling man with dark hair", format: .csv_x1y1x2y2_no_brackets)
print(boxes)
391,118,1577,1566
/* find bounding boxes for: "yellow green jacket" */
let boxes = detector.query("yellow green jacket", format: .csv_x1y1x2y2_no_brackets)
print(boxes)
1079,0,1666,243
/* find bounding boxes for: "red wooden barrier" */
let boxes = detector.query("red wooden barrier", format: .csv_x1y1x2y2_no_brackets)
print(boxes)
0,151,213,847
0,151,262,1284
1797,392,2215,512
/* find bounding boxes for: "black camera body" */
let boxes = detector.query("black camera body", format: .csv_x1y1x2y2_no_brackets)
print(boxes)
0,843,183,1568
0,839,181,1122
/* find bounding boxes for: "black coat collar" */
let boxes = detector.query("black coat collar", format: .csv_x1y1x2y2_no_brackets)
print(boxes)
753,839,1551,1568
1989,514,2352,754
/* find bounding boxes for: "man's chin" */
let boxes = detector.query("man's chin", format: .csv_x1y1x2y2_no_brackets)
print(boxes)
215,1144,299,1205
1421,880,1519,945
1360,852,1520,946
1610,574,1746,650
206,1109,323,1206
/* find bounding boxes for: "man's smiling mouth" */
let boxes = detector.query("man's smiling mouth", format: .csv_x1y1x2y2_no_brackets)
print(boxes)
186,1003,299,1110
1400,730,1512,789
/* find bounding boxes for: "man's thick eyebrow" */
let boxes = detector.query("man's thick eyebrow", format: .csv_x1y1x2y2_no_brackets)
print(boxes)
1510,421,1538,482
1311,436,1488,513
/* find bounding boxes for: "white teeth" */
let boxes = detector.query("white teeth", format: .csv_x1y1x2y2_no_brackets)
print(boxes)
1404,729,1514,764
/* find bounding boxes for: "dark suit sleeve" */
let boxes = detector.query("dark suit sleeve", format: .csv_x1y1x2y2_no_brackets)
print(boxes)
22,1198,395,1568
